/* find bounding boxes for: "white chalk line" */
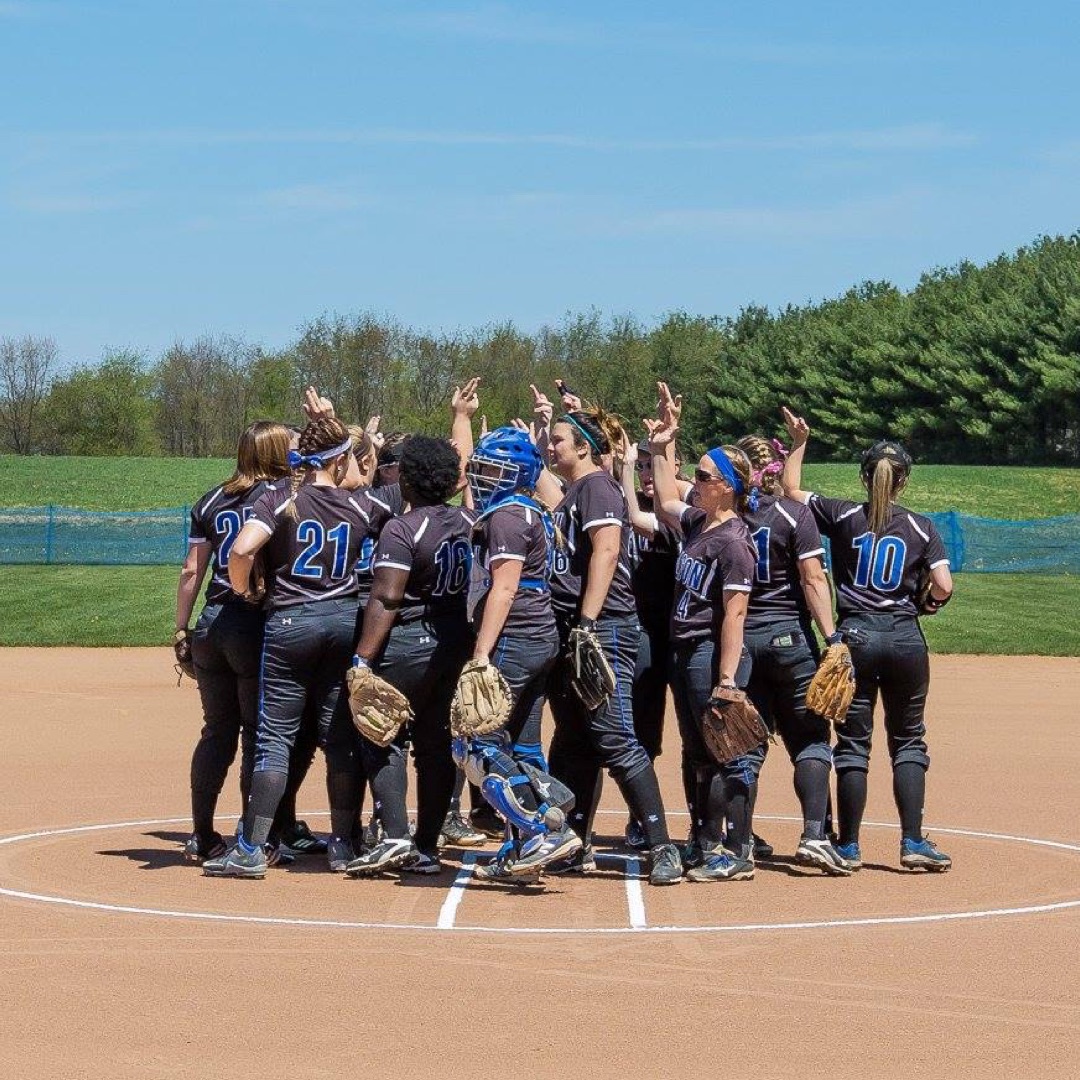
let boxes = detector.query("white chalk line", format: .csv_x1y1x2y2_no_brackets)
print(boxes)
1,813,1079,936
437,852,477,929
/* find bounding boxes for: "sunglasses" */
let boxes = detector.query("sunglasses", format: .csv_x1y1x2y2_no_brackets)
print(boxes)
694,468,723,484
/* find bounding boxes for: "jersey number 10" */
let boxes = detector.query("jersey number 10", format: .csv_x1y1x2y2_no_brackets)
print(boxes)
851,532,906,592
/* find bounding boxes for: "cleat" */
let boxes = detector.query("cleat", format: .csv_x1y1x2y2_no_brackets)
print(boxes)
401,851,442,875
901,836,951,872
279,820,328,856
648,842,683,886
263,841,294,868
183,832,226,864
795,836,854,876
512,828,582,874
327,838,355,873
545,842,596,875
344,838,417,877
752,832,774,860
475,856,540,884
361,816,383,852
202,843,267,879
468,805,505,840
686,849,755,882
624,818,649,852
438,812,487,848
833,841,862,870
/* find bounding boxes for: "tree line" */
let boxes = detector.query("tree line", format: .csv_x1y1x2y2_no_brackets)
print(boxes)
3,232,1079,464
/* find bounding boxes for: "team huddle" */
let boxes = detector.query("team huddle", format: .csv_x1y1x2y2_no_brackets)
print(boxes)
173,376,955,889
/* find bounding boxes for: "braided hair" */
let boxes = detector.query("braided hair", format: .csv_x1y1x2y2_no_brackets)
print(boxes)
735,434,787,509
285,417,352,519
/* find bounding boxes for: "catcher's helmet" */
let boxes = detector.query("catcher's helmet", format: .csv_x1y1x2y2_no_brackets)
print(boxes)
467,427,543,512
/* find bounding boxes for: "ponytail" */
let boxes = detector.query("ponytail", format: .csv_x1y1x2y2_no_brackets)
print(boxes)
866,458,896,534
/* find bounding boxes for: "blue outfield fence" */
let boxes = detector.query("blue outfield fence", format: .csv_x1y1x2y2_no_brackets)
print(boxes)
0,506,192,566
0,505,1078,573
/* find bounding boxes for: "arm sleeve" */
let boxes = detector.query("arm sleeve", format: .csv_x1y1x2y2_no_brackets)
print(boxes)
248,490,281,536
578,475,626,531
373,518,414,572
806,493,857,536
792,501,827,559
188,503,207,545
486,508,529,563
718,539,755,595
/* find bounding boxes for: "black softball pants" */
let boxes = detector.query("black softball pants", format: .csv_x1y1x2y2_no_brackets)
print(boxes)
190,602,262,844
360,616,474,854
834,611,932,845
668,637,757,852
548,614,672,848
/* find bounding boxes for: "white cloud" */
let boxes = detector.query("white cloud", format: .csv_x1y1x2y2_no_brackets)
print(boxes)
9,123,976,155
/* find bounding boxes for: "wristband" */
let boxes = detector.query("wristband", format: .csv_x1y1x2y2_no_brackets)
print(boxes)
577,616,596,632
173,628,189,642
825,631,844,646
351,655,370,669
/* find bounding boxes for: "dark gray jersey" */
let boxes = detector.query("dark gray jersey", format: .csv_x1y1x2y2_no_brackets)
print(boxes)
470,501,555,636
804,494,949,616
630,502,680,638
550,470,636,620
670,508,755,643
741,494,825,627
353,484,400,606
189,480,282,607
249,484,389,609
373,503,476,623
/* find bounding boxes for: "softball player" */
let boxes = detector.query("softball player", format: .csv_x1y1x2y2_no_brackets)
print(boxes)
455,426,582,879
618,438,683,851
176,420,291,863
539,407,683,886
202,417,391,878
734,435,851,875
781,408,954,871
646,412,758,882
345,435,477,877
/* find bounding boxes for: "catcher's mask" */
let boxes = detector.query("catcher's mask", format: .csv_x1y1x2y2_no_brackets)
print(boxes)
467,427,543,512
860,440,912,482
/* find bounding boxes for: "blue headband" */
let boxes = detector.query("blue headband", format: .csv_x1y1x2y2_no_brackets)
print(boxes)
287,436,352,471
705,447,744,496
560,413,604,456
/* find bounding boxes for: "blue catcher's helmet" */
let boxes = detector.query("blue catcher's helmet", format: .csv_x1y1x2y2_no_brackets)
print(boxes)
467,426,543,513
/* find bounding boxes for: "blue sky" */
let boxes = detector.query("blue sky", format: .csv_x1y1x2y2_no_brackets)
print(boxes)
3,1,1079,369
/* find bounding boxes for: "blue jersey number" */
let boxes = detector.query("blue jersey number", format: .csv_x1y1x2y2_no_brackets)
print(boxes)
213,508,253,570
432,538,472,596
292,520,351,580
750,526,770,584
851,532,906,592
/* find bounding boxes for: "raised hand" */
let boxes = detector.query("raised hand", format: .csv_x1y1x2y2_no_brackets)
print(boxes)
781,406,810,447
643,416,678,452
656,381,683,428
452,376,481,418
303,386,336,421
556,378,582,413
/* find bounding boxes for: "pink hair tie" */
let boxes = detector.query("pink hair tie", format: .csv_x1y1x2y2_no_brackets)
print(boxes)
770,438,790,461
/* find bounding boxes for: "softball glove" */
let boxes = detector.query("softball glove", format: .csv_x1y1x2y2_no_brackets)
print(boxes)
347,665,412,746
805,643,856,724
451,658,513,737
567,624,615,712
700,686,769,765
173,629,195,682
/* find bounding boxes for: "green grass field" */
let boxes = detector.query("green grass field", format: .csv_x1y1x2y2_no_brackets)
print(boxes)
1,455,1078,653
0,565,1075,655
4,455,1079,517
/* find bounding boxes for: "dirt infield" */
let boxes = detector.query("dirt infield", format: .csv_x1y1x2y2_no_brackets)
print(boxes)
2,650,1079,1079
